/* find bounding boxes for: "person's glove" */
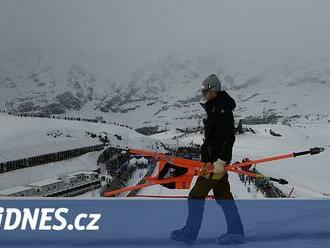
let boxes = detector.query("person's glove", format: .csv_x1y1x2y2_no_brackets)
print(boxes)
200,164,209,175
211,159,227,180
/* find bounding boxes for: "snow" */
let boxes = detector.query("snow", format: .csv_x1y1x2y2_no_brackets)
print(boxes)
28,178,63,187
0,113,161,196
0,113,159,152
233,124,330,198
148,123,330,199
0,112,329,199
80,56,330,129
0,139,101,163
119,167,150,197
136,157,148,165
2,53,330,130
78,188,101,198
136,172,263,199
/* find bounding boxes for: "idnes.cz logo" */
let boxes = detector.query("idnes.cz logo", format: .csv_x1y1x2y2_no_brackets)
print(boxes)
0,207,101,231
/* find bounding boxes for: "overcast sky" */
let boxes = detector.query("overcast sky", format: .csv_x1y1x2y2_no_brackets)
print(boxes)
1,0,330,74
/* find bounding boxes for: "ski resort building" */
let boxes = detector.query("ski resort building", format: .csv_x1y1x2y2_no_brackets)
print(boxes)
62,175,79,187
81,171,98,181
28,178,65,196
67,172,86,183
0,186,35,197
0,171,101,197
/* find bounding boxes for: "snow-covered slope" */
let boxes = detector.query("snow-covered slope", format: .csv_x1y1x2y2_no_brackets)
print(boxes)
1,113,329,199
0,112,159,191
0,112,154,151
149,122,330,198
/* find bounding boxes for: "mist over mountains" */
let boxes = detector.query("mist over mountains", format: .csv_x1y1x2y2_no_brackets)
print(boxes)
1,51,329,129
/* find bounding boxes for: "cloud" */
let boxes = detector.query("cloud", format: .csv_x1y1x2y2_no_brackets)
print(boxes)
1,0,330,74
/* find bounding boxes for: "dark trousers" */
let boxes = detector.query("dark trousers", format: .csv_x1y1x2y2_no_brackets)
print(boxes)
183,174,244,240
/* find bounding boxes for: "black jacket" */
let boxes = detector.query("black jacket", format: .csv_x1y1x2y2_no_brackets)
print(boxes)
200,91,236,163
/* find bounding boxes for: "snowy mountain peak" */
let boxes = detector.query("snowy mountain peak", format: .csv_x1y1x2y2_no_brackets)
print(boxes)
0,53,329,129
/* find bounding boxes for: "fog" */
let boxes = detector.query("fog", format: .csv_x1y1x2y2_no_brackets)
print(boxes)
1,0,330,75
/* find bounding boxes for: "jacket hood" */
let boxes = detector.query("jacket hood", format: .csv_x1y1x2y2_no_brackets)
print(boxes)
201,91,236,113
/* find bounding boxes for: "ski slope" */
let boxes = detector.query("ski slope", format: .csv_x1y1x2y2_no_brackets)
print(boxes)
149,122,330,198
1,112,329,199
0,113,159,193
0,112,156,151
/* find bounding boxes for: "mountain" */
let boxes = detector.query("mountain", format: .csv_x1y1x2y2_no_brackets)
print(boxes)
0,52,329,129
0,51,118,115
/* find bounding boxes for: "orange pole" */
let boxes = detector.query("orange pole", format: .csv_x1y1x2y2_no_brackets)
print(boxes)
130,148,294,170
225,154,294,170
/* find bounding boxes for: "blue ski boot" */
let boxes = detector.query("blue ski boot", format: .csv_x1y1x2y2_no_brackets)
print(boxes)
218,233,244,245
170,228,195,245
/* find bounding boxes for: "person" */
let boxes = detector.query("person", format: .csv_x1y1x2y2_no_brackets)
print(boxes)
170,74,244,245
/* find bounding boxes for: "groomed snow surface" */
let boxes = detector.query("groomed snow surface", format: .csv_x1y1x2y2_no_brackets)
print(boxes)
146,121,330,199
0,113,159,194
1,112,329,199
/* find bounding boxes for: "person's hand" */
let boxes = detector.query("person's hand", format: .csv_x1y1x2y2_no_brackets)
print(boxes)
200,163,209,175
211,159,227,180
